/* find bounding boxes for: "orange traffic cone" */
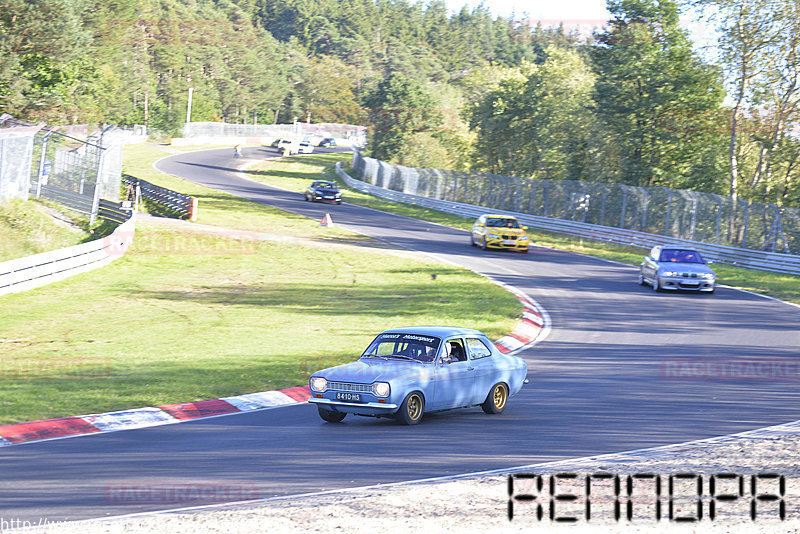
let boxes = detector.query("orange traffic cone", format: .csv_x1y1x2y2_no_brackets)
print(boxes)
319,213,334,227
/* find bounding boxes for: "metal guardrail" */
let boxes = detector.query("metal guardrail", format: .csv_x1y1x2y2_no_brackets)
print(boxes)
122,175,196,220
37,184,94,214
98,199,133,224
351,150,800,256
0,215,136,297
37,184,133,224
336,163,800,276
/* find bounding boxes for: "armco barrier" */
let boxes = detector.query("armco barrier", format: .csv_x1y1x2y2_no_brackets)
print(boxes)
0,215,136,297
123,175,197,220
36,185,133,224
335,163,800,276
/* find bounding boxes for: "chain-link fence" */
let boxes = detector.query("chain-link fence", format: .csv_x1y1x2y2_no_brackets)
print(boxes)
182,121,366,145
352,151,800,255
0,117,42,202
1,115,145,223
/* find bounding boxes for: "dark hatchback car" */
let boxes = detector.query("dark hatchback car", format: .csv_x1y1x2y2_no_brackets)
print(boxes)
639,246,716,293
318,138,337,147
305,180,342,204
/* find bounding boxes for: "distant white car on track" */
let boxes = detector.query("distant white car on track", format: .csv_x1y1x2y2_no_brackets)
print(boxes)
639,245,716,293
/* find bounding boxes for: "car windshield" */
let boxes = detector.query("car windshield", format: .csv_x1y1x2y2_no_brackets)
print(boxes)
313,182,335,189
658,249,705,264
361,333,441,362
486,218,520,228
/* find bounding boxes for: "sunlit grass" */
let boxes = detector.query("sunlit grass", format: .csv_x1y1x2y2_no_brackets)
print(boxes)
0,199,88,262
246,154,800,306
0,145,521,424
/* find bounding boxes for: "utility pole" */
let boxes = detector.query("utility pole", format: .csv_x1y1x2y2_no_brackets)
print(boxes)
186,87,193,124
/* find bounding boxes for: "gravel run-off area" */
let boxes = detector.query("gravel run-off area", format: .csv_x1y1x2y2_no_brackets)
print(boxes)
9,420,800,534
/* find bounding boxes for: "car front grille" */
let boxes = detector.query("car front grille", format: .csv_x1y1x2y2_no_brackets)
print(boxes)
328,381,372,393
501,235,517,240
681,273,698,278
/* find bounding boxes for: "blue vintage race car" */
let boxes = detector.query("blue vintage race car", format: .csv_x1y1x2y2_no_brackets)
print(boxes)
308,326,529,425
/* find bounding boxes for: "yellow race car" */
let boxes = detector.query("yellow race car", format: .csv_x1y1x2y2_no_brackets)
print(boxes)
470,214,530,253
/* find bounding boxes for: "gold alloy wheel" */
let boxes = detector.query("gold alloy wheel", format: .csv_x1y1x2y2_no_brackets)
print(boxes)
407,393,423,421
493,384,507,410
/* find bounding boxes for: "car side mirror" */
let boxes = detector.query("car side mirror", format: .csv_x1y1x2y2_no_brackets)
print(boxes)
522,226,528,230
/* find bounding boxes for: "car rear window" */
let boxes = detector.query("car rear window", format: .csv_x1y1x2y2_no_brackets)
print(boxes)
466,337,493,359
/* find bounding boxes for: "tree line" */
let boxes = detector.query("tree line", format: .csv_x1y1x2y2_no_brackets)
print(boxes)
1,0,798,207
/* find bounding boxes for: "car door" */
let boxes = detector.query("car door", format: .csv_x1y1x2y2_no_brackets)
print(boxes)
642,246,660,282
466,336,497,404
472,216,486,245
430,338,476,410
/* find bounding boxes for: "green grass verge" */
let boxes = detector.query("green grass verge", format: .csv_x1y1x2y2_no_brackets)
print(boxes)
0,145,521,425
0,199,89,262
244,154,800,306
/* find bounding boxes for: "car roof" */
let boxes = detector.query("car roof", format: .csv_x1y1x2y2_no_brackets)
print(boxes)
484,214,518,220
379,326,486,338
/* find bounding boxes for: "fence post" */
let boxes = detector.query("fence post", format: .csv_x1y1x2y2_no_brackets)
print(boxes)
35,128,56,199
620,191,628,229
741,199,750,249
527,179,536,214
599,185,608,226
688,191,698,242
543,180,549,217
642,189,649,231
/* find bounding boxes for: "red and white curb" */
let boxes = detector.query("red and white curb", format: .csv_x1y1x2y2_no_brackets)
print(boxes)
490,279,551,355
0,386,312,448
0,286,548,448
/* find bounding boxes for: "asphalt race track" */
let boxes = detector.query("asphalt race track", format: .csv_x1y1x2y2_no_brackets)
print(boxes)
2,146,799,522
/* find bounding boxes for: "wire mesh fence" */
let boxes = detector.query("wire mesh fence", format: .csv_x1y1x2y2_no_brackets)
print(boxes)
1,115,144,223
182,121,366,144
352,151,800,255
0,117,42,203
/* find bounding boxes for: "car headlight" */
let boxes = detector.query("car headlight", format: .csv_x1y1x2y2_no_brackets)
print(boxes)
487,233,500,239
701,273,715,279
310,376,327,392
372,382,390,397
519,236,529,241
335,193,342,197
663,271,678,277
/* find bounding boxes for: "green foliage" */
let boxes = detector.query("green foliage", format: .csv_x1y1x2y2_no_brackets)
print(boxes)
2,0,798,205
0,0,93,120
0,200,88,262
363,72,442,162
590,0,727,187
468,47,598,179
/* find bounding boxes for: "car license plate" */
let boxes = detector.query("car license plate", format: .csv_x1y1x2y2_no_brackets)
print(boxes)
503,240,516,245
681,280,699,286
335,392,362,402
